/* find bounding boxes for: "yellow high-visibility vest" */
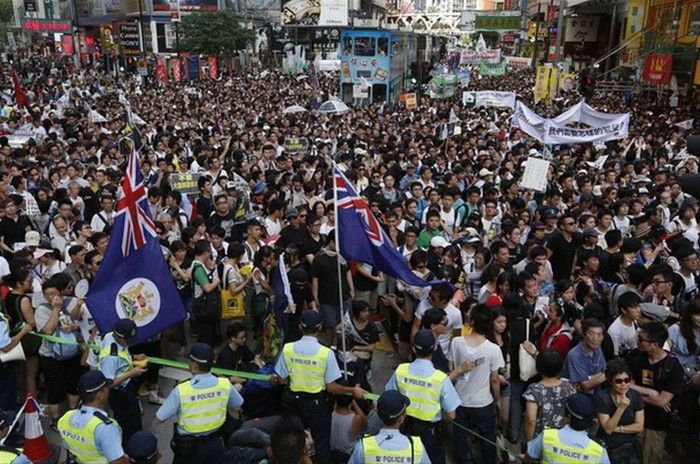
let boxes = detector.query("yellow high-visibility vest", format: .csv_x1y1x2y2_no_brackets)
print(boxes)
395,363,446,422
98,334,132,378
58,410,113,464
283,342,329,394
0,446,23,464
363,435,424,463
542,428,604,463
177,377,231,434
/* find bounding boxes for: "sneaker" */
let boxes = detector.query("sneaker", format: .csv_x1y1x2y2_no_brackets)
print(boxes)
148,391,166,405
138,384,150,397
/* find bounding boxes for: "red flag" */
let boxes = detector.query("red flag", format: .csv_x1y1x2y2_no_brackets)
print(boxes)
12,71,28,107
156,55,168,85
208,56,218,79
642,53,672,84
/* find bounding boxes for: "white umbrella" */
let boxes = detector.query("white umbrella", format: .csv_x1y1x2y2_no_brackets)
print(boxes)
283,105,307,114
317,100,350,115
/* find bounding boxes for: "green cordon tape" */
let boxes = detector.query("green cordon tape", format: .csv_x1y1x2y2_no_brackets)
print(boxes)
28,332,515,456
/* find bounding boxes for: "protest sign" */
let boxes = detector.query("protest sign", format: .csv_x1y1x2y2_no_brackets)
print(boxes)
521,158,550,192
462,91,516,109
170,173,202,194
283,136,310,154
479,60,506,76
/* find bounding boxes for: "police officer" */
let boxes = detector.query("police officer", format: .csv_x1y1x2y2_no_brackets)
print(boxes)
524,393,611,463
271,310,366,463
125,431,159,464
0,410,31,464
385,329,460,464
348,390,431,464
98,318,147,443
154,343,244,464
57,370,128,464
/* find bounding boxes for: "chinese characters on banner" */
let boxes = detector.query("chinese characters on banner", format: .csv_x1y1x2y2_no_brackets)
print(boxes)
641,53,673,84
534,66,554,103
156,56,168,84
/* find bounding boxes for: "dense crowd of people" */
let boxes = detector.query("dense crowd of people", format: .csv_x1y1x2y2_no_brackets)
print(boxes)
0,48,699,464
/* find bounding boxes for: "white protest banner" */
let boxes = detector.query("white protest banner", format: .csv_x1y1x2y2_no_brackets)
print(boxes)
89,110,108,123
462,91,516,109
460,49,501,65
505,56,533,68
543,114,630,144
512,100,630,144
521,157,550,192
676,119,694,130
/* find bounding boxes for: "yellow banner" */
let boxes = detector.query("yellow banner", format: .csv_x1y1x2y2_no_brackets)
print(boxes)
534,66,552,103
622,0,645,66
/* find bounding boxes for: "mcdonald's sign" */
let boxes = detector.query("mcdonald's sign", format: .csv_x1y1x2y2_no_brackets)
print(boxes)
641,53,672,84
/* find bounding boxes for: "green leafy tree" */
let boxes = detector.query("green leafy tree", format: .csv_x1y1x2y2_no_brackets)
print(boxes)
178,10,254,58
0,0,15,42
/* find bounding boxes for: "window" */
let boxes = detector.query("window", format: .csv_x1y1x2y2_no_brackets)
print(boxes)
354,37,375,56
378,37,388,56
688,4,700,36
343,37,353,55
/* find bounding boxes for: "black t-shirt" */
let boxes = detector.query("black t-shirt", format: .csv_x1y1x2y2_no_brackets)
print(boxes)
311,250,349,305
215,343,255,372
595,388,644,448
0,215,31,249
546,232,581,281
625,350,685,431
277,225,308,252
206,211,236,241
354,264,379,292
303,233,325,260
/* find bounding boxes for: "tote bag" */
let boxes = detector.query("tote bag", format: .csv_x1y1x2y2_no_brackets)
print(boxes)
221,268,245,319
519,320,537,382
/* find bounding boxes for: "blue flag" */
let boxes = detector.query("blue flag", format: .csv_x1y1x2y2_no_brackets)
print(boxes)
86,146,187,345
334,168,432,288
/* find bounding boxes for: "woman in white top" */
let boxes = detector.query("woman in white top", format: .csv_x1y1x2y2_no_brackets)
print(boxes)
221,243,252,306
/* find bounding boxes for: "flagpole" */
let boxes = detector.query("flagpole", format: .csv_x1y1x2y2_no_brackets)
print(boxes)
333,164,349,381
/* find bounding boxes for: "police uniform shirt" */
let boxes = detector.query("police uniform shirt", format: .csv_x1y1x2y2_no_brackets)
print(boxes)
384,358,461,422
274,336,342,386
527,425,611,464
347,428,431,464
155,372,244,435
59,406,125,462
0,448,32,464
98,333,132,387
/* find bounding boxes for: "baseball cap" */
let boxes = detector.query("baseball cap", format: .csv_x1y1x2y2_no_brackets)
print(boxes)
25,231,40,247
126,431,159,462
430,236,450,248
33,248,52,260
253,182,267,194
640,303,668,323
226,181,237,190
582,228,598,238
377,390,410,422
300,310,323,329
479,168,492,178
188,342,215,364
78,370,113,394
113,318,137,340
532,221,546,231
542,207,558,219
285,208,299,219
566,393,595,420
413,329,436,353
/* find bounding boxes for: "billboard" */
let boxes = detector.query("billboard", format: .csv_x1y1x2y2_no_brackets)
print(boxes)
281,0,348,26
152,0,217,11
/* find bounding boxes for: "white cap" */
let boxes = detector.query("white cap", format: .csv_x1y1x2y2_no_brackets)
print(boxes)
430,236,450,248
479,168,492,177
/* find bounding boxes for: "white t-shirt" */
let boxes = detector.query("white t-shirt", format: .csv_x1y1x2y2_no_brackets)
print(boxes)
607,316,638,356
415,300,463,361
451,336,504,407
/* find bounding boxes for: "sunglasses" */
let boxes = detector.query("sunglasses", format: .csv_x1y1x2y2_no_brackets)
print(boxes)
614,377,631,384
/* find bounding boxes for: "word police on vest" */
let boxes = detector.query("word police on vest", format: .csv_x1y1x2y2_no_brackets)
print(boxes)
377,390,410,423
188,342,215,364
78,370,114,394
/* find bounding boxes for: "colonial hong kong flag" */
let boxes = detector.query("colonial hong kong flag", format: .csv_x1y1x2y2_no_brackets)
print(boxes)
335,168,432,288
86,145,186,345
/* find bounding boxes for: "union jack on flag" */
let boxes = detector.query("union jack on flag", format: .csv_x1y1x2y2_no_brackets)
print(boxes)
335,169,385,247
334,167,433,288
115,146,157,257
